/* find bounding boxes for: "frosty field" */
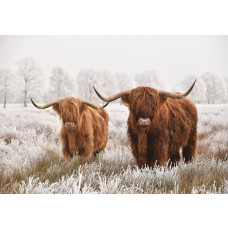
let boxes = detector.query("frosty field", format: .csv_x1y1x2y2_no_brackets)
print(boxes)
0,103,228,194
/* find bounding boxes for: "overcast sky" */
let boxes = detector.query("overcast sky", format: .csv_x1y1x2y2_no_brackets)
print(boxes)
0,35,228,89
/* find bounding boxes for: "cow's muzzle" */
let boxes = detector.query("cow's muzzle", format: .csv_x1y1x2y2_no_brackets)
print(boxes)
138,118,151,127
65,122,75,128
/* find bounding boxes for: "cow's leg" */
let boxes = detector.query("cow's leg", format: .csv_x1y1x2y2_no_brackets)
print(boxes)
62,147,73,161
67,131,77,156
93,149,105,157
168,144,181,167
183,129,197,163
150,145,169,168
130,139,139,165
60,127,72,161
137,131,148,168
80,147,93,163
168,152,181,167
128,129,139,165
93,150,100,157
80,135,94,164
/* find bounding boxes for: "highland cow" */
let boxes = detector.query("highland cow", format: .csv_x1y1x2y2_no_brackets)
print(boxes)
93,80,197,168
31,97,109,163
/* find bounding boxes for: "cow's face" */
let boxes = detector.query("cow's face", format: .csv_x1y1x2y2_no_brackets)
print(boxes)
121,87,162,129
53,99,82,129
31,96,106,131
92,79,196,131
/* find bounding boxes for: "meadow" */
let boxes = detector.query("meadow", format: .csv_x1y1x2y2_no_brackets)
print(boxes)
0,103,228,194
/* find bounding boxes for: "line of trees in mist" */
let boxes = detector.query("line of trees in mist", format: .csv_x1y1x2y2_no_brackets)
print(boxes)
0,57,228,108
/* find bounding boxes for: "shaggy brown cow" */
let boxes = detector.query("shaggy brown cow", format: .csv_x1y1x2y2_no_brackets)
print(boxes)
93,81,197,168
31,97,109,163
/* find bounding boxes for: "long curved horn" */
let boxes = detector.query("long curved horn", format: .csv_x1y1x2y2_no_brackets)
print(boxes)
158,79,197,99
30,98,58,109
93,86,131,102
81,100,109,110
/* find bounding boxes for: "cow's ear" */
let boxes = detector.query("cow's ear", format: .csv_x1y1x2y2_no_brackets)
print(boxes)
121,94,130,106
159,95,167,104
52,103,60,115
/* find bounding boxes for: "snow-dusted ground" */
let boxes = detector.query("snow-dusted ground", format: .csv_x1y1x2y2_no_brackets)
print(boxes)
0,103,228,193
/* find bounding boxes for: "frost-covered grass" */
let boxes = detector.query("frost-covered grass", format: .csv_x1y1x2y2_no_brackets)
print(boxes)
197,104,228,161
0,103,228,193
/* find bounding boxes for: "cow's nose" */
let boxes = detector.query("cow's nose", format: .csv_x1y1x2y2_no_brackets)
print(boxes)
65,122,74,128
138,118,150,126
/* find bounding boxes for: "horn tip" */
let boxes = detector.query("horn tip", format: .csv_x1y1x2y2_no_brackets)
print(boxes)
192,79,197,87
92,85,97,91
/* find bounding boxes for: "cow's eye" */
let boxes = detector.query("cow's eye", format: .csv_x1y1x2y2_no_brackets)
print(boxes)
135,114,140,121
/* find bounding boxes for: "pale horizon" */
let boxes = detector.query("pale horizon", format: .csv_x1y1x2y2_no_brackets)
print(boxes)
0,35,228,89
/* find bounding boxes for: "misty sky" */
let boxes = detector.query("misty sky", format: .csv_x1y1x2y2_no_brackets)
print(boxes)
0,35,228,89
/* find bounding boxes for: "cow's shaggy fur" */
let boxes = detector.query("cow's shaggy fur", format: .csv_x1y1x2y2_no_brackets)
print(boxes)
51,97,109,163
121,87,198,168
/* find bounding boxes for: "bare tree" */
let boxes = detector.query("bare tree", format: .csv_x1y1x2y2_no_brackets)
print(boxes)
48,67,75,100
135,70,164,89
17,58,42,107
172,75,207,104
76,69,101,102
113,72,133,104
76,69,119,103
223,76,228,103
115,72,134,91
0,68,15,108
99,70,118,97
201,72,227,104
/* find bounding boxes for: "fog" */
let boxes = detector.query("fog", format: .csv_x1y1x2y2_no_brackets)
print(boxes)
0,35,228,89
